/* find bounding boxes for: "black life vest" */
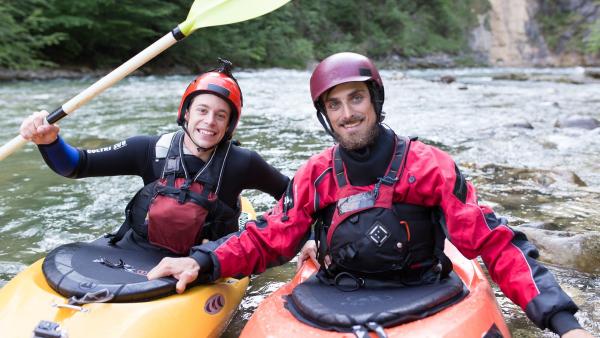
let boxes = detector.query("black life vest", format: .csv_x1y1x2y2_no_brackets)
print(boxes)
315,136,451,286
107,131,240,255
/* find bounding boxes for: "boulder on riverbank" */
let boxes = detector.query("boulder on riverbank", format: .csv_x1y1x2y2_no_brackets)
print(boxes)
516,227,600,274
554,114,600,130
479,164,588,187
585,68,600,79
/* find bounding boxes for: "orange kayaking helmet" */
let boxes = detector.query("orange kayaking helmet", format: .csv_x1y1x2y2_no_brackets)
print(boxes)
177,58,243,140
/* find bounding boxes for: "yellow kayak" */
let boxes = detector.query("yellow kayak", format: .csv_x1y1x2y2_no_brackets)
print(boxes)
0,197,255,338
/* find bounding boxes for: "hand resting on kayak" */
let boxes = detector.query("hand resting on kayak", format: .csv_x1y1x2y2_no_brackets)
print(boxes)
149,238,328,293
296,240,330,272
147,257,200,294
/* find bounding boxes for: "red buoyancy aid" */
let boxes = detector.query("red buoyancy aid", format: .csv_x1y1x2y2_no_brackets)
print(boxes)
108,131,239,255
315,136,450,282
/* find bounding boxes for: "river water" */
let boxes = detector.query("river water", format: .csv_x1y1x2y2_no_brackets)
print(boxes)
0,68,598,337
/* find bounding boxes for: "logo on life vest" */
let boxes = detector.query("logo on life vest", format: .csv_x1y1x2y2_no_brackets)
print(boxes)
368,222,390,246
204,294,225,315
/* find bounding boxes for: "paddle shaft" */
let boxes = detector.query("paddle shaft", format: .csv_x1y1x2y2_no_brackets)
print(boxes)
0,28,186,161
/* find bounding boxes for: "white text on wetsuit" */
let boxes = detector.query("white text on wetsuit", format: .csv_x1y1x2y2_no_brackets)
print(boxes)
88,140,127,154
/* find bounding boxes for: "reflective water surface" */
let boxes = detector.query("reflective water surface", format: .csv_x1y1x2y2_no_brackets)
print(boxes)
0,68,598,336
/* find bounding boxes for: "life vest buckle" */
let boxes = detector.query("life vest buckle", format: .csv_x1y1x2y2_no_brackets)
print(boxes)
178,181,191,204
373,176,397,199
379,175,398,186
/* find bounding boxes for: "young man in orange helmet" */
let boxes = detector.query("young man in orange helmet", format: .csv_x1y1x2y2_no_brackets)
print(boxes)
148,53,591,338
20,59,288,263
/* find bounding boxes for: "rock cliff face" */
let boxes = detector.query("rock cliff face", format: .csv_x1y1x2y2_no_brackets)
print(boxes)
470,0,600,66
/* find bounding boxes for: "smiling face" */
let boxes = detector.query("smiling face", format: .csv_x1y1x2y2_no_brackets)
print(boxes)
323,81,379,150
183,93,231,157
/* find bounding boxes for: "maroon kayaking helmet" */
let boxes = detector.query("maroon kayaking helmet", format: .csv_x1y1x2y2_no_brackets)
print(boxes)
309,52,385,136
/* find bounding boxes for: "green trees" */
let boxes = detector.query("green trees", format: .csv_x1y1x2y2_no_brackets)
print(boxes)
0,0,490,70
584,20,600,54
39,0,180,67
0,0,182,69
177,0,487,70
537,0,600,56
6,0,595,70
0,0,63,69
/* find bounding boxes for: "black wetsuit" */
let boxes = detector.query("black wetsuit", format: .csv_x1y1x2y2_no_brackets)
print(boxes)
38,134,289,249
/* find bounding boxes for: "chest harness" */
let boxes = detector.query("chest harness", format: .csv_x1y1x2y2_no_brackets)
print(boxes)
314,136,451,289
107,131,240,255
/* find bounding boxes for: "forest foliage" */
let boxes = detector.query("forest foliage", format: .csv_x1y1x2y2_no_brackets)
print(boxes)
0,0,597,71
0,0,488,70
536,0,600,55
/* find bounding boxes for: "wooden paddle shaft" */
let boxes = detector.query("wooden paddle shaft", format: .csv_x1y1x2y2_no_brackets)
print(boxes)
0,31,181,161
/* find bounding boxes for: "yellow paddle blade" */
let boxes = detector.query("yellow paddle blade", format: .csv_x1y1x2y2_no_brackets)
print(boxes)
178,0,291,36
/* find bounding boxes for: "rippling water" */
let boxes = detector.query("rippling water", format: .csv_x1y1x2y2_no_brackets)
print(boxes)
0,68,598,337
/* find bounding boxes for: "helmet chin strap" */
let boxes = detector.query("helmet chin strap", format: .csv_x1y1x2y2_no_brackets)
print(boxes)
316,110,336,139
315,99,336,139
181,124,216,154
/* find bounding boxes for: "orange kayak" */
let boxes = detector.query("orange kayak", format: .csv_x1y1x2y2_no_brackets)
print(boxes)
241,241,511,338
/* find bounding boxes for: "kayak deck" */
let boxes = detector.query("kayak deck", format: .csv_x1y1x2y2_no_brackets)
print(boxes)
0,260,248,338
241,241,511,338
0,197,256,338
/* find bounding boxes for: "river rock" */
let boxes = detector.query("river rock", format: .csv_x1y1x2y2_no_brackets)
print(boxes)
440,75,456,84
492,73,529,81
390,71,406,80
520,221,564,231
0,67,143,81
403,54,456,68
554,114,600,129
584,68,600,79
516,227,600,274
503,120,534,129
480,164,587,187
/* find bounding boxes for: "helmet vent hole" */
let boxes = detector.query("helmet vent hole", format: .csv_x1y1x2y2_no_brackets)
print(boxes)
359,68,372,76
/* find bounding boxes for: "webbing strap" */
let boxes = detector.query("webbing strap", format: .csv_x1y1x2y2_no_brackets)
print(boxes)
161,131,184,179
433,223,452,279
386,137,407,181
351,322,388,338
155,183,214,209
366,322,388,338
352,325,370,338
68,289,114,305
333,147,346,187
333,136,409,189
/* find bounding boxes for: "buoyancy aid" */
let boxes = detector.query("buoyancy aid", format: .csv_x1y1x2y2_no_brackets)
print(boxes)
315,136,451,286
107,131,240,255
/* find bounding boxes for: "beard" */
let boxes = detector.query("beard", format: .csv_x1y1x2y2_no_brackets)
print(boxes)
332,118,380,150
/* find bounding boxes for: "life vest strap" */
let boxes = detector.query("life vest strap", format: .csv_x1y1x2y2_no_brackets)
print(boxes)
333,150,347,187
333,136,410,189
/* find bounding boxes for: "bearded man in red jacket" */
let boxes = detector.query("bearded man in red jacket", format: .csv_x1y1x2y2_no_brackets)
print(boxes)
148,52,591,338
